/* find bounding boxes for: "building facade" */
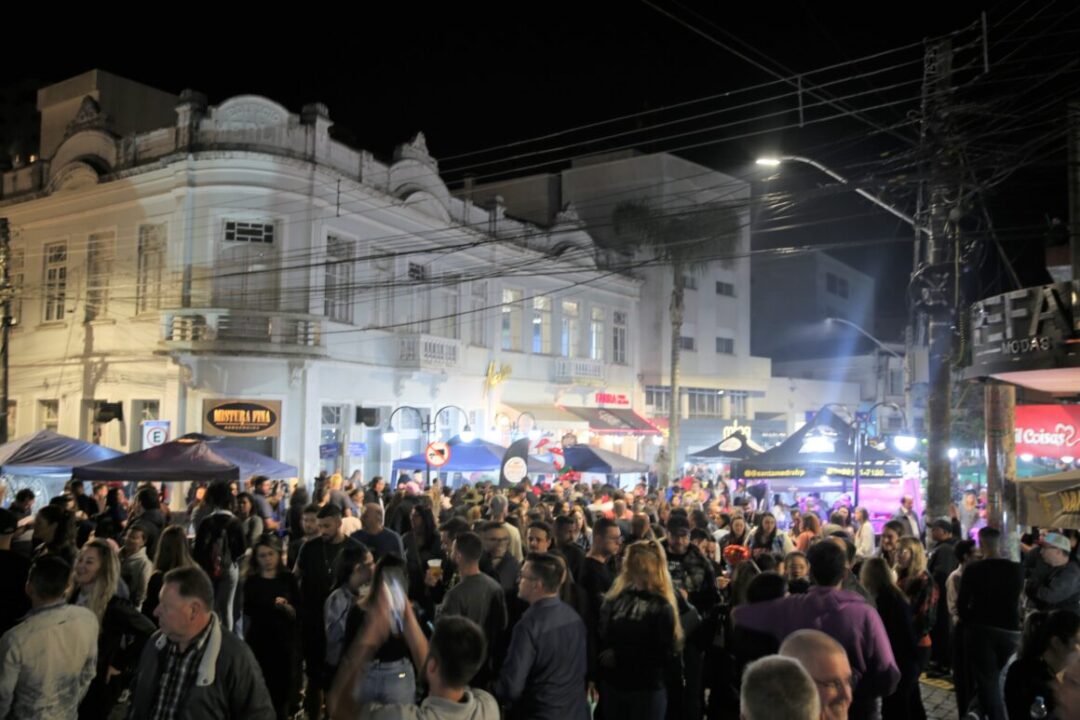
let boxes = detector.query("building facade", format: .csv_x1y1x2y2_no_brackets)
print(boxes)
0,70,647,484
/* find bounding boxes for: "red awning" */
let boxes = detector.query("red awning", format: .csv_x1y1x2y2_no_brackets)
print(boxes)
558,407,660,434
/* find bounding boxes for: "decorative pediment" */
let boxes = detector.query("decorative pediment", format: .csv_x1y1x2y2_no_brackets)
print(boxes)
212,96,291,129
65,96,110,137
394,132,437,169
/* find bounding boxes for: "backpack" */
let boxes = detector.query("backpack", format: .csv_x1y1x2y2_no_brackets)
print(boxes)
200,513,234,581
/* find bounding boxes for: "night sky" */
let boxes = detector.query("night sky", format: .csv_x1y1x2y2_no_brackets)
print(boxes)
1,2,1074,343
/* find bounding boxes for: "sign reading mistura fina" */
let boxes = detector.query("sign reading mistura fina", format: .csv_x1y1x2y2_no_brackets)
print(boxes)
203,399,281,437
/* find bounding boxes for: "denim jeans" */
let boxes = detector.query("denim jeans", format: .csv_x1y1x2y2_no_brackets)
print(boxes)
358,659,416,705
213,562,239,632
964,624,1020,720
601,685,666,720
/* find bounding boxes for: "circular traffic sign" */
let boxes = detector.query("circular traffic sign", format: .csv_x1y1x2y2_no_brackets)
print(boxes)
426,441,451,467
502,456,528,483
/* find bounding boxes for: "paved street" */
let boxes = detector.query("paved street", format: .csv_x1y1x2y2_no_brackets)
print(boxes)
921,675,957,720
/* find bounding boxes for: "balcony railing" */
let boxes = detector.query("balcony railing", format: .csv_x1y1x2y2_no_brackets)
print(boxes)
398,333,462,370
554,357,607,385
161,308,325,356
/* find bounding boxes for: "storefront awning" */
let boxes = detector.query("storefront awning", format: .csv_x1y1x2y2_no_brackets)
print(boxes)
500,404,588,427
559,406,660,435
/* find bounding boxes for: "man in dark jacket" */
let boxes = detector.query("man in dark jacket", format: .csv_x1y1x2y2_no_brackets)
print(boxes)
926,518,959,673
495,552,588,720
662,514,719,720
129,566,274,719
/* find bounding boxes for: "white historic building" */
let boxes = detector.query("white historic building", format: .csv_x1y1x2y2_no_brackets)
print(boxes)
0,70,647,483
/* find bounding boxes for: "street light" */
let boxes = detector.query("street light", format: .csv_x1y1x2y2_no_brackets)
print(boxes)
756,156,928,235
512,411,542,443
853,401,914,506
825,317,903,360
382,405,473,485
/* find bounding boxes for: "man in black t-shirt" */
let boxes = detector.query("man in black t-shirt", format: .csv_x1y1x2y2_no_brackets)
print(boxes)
0,509,30,636
958,527,1023,720
295,504,363,719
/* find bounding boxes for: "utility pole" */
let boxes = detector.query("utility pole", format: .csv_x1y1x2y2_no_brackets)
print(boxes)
0,218,11,443
984,380,1018,557
913,40,958,521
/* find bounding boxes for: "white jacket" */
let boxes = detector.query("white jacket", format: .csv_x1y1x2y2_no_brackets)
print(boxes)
0,601,99,720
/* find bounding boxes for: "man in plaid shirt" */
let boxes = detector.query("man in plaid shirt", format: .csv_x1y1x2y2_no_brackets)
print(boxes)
126,566,274,719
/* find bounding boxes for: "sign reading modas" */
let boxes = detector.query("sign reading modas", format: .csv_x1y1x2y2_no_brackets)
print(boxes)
203,400,281,437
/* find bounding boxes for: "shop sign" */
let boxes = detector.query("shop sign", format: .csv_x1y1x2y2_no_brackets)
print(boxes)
319,442,340,459
348,442,368,457
595,392,629,405
721,420,752,441
1015,404,1080,459
203,399,281,437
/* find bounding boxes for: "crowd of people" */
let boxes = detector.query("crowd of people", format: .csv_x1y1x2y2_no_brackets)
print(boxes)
1,470,1079,720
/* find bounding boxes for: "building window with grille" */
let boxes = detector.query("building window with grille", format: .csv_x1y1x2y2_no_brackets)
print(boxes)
612,310,628,365
716,281,735,297
5,401,15,441
85,231,115,321
471,282,488,347
589,307,606,361
370,253,394,328
9,247,23,326
826,272,849,299
432,275,461,339
501,288,524,351
560,300,580,357
716,337,735,354
687,388,721,418
645,385,670,414
729,391,750,417
39,399,58,432
532,296,552,354
679,336,696,351
683,275,698,290
43,243,67,323
217,220,279,310
324,235,354,323
137,224,166,314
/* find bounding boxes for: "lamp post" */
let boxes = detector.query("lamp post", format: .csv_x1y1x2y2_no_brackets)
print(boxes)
760,154,953,521
382,404,474,486
512,411,541,443
825,316,912,431
853,401,916,507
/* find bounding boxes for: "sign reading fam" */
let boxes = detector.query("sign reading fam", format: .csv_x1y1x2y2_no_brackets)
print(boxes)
203,399,282,437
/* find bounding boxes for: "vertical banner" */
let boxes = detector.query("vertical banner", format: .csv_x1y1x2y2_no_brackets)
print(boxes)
499,438,531,488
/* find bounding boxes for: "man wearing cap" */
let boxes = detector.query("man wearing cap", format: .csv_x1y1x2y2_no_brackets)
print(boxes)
1025,531,1080,614
927,518,959,674
662,513,718,720
0,508,30,636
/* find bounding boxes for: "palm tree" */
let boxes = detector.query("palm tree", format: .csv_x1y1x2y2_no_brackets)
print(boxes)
613,199,741,485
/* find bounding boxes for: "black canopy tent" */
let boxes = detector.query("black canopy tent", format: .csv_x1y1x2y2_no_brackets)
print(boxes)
732,408,903,492
73,437,240,483
687,431,762,461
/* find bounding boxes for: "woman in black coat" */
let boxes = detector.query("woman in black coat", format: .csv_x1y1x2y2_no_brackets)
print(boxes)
861,557,920,720
244,534,303,720
69,538,156,720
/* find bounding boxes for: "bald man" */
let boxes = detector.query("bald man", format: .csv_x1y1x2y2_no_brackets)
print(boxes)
780,630,853,720
349,503,405,560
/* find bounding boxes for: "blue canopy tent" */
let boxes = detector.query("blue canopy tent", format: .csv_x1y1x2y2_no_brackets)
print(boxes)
562,445,649,475
392,435,558,476
179,434,297,480
0,430,122,474
73,437,240,483
0,430,124,502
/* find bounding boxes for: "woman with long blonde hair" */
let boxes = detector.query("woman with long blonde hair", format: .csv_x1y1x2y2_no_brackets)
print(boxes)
69,538,155,720
895,536,938,720
597,539,682,719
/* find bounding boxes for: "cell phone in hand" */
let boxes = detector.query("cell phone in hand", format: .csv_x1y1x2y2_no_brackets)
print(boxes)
384,571,408,635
